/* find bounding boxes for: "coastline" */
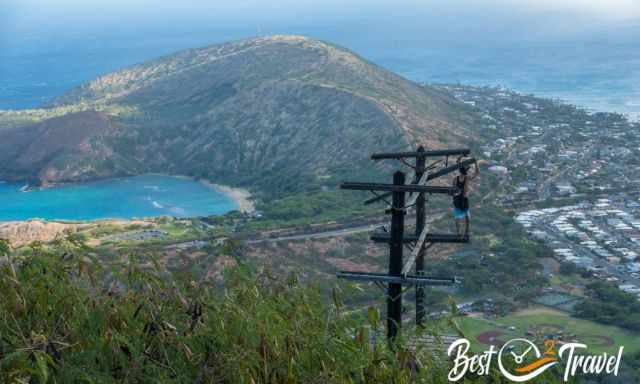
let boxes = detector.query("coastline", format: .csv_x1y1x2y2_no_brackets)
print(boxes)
0,172,256,219
164,174,256,214
1,174,255,223
199,180,255,214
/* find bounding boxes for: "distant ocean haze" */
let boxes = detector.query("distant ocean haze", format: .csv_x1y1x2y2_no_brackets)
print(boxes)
0,24,639,120
0,175,238,221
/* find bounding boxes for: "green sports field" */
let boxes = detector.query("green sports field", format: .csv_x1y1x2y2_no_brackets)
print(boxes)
456,307,640,355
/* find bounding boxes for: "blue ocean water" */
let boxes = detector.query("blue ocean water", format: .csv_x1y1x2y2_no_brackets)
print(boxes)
0,20,638,120
0,8,639,221
373,43,640,122
0,175,237,221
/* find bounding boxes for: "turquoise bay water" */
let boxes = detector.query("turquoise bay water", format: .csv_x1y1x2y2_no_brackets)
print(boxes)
0,175,238,221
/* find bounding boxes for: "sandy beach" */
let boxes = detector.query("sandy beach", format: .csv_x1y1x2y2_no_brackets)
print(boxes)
201,181,256,214
149,173,256,214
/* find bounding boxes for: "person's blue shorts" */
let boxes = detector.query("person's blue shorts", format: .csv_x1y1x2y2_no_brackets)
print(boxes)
453,208,470,219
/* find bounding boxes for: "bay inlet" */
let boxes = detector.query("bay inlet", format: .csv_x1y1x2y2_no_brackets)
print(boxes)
0,174,239,221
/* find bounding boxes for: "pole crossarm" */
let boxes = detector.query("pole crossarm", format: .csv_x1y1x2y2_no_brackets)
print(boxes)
363,158,476,205
371,148,470,160
425,157,476,181
337,271,458,286
336,146,473,338
340,182,457,195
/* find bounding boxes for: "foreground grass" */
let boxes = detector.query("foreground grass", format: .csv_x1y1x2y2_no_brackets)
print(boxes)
1,238,451,383
0,237,574,383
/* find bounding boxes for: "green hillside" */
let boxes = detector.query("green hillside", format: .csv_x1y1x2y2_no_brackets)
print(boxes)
0,36,474,200
0,238,573,383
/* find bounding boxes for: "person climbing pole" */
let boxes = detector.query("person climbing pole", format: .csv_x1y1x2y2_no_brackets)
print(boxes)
452,159,479,238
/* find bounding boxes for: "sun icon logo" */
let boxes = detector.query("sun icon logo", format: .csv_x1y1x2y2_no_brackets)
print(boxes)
498,338,559,382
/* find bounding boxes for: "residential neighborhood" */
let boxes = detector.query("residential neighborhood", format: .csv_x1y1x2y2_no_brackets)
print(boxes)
435,85,640,304
516,198,640,299
438,84,640,204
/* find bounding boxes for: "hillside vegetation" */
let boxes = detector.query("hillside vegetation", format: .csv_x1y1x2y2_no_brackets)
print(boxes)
0,238,573,383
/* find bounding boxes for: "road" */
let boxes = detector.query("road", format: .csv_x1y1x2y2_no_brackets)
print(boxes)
245,223,385,244
246,211,447,244
537,144,595,200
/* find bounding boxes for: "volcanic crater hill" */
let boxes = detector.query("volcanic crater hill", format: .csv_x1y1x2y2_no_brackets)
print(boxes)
0,35,474,198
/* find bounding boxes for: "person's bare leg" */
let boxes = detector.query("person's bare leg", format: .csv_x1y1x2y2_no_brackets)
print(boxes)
464,215,469,237
455,218,461,236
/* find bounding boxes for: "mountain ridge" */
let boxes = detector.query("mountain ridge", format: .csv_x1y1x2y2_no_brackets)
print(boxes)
0,35,474,198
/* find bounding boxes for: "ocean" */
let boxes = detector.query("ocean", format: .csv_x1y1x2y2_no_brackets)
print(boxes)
1,24,638,120
0,16,638,220
0,175,237,221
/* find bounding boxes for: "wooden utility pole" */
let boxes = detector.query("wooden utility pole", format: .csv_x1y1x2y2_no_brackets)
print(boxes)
338,146,475,340
414,147,427,326
388,171,405,338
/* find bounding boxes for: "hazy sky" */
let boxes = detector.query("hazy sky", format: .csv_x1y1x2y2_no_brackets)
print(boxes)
4,0,640,38
7,0,640,17
2,0,639,55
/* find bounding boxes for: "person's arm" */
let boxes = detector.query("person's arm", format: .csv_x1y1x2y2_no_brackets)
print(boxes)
470,159,480,180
